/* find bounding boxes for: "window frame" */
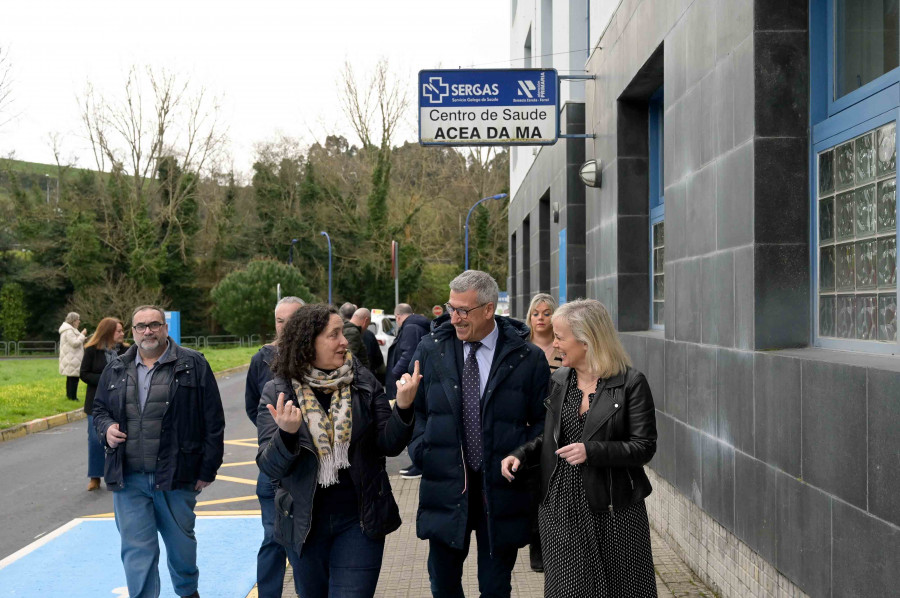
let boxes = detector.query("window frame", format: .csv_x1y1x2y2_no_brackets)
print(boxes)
811,0,900,354
649,87,665,330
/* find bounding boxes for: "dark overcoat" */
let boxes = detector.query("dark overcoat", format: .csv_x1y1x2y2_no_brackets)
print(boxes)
408,315,549,554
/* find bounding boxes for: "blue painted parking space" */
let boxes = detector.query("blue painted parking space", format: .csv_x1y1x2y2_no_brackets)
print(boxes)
0,516,259,597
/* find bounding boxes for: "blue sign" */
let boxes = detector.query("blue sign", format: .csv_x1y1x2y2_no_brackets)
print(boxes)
165,311,181,345
419,69,558,146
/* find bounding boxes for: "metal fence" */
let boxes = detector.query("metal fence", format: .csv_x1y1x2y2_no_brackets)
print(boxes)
15,341,58,356
0,335,263,358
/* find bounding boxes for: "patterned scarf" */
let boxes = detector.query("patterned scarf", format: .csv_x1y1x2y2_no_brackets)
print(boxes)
291,353,354,487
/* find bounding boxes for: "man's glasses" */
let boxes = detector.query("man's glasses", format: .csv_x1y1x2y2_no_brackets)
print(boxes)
133,322,164,333
444,302,488,319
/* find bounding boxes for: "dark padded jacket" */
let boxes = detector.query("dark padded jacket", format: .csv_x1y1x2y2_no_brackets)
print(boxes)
256,358,413,555
245,344,276,426
510,365,657,512
92,340,225,491
385,314,430,398
342,320,369,369
80,343,127,415
408,315,549,553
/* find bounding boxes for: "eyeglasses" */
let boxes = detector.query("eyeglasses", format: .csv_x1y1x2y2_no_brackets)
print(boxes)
444,302,488,319
133,322,164,333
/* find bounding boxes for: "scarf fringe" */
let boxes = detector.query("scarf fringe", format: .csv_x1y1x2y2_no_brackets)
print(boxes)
317,441,351,487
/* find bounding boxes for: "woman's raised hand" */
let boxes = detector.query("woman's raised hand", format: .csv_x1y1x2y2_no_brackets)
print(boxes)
500,455,521,482
394,359,423,410
266,392,303,434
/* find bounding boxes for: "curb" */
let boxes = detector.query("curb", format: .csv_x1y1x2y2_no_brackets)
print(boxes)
0,362,252,444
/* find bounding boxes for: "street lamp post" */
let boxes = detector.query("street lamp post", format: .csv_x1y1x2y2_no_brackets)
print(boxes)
320,231,332,304
465,193,508,270
44,174,50,204
288,238,299,265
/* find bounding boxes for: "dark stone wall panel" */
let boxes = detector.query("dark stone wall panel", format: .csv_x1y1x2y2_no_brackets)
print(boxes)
665,340,688,421
868,368,900,527
833,500,900,596
675,421,703,504
776,473,832,598
702,435,735,530
754,353,801,476
734,452,777,563
717,348,754,454
754,31,809,138
687,343,717,435
800,359,867,508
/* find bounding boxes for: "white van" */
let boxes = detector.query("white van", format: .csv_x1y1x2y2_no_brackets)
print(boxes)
367,309,397,362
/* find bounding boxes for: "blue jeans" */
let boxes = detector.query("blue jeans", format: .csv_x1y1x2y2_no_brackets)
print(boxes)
113,472,200,598
427,469,518,598
286,511,385,598
86,415,105,478
256,471,286,598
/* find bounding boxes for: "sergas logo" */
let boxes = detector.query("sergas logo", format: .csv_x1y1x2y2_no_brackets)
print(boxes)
422,77,449,103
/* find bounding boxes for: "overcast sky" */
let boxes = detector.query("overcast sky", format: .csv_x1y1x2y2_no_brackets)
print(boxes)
0,0,510,174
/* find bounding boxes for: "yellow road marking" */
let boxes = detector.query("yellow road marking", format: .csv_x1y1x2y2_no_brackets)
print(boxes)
215,474,257,486
246,588,259,598
196,495,258,507
194,510,261,516
219,461,257,468
225,438,258,447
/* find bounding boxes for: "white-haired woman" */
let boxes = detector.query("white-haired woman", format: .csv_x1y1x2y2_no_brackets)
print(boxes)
58,312,87,401
502,299,658,597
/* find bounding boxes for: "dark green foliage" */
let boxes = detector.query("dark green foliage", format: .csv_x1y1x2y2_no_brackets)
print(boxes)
0,282,27,340
210,259,316,340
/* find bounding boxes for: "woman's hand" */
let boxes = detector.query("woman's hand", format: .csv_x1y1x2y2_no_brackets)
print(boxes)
394,360,423,410
500,456,521,482
266,392,303,434
556,443,587,465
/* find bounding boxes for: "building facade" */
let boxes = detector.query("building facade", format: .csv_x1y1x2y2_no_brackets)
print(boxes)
508,1,899,596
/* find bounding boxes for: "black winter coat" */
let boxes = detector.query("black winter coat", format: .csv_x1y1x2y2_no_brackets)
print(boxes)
256,359,414,555
408,315,549,553
92,340,225,491
385,314,430,398
510,366,657,512
245,344,276,426
80,343,127,415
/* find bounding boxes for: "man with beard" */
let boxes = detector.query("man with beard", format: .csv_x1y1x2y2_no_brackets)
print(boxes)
93,305,225,598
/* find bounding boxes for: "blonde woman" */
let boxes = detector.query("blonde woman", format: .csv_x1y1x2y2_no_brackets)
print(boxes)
528,293,563,373
502,299,658,597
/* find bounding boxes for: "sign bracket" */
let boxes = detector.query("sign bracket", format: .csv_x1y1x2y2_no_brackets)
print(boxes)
557,74,597,139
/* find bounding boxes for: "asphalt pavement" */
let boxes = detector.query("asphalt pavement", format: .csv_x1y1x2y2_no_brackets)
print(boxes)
0,369,412,562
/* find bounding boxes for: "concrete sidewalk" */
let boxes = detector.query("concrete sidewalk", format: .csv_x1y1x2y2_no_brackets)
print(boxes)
273,476,716,597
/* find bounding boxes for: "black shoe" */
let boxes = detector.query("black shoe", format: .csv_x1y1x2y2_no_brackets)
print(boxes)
400,465,422,479
529,542,544,572
398,462,414,475
181,592,199,598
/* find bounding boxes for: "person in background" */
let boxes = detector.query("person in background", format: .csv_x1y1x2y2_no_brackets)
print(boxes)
340,302,369,369
355,308,386,382
244,296,304,598
256,303,417,598
502,299,658,598
523,292,563,571
80,317,128,491
528,293,563,374
386,303,430,479
59,312,87,401
93,305,225,598
407,270,549,598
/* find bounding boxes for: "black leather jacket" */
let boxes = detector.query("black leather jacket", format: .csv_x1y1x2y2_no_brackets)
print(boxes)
256,359,414,555
510,365,657,512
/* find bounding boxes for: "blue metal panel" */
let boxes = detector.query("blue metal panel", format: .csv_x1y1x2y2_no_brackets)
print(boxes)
559,228,567,305
165,311,181,345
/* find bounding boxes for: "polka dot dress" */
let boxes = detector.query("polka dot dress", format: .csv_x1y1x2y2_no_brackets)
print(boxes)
538,371,657,598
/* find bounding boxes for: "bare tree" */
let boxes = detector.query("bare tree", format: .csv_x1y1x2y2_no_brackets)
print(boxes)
67,274,168,327
0,45,14,129
339,59,410,152
79,67,228,266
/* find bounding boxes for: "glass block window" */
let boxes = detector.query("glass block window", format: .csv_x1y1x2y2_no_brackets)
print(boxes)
818,121,897,343
652,222,665,326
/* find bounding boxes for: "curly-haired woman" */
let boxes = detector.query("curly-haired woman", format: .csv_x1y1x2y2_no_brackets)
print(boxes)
80,317,128,490
256,303,420,598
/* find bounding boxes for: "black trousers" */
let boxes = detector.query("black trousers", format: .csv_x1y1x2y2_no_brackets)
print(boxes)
66,376,79,400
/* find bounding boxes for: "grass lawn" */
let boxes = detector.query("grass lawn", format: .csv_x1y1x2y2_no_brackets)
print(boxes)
0,345,261,429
